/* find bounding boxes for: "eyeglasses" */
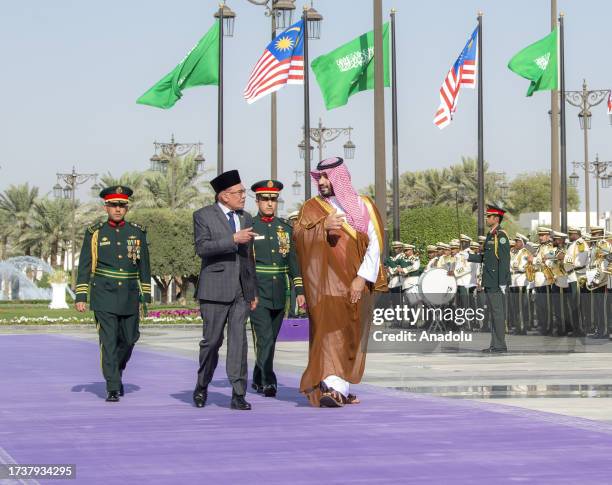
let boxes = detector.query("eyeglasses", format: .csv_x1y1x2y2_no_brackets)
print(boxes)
106,202,128,208
226,189,246,196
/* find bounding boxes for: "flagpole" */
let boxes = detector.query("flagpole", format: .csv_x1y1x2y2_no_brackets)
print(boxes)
302,7,311,201
550,0,560,230
390,9,400,241
271,14,278,180
373,0,387,251
559,12,567,233
477,11,484,237
217,4,224,175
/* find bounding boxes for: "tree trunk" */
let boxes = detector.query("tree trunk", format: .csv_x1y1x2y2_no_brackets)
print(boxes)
152,275,172,305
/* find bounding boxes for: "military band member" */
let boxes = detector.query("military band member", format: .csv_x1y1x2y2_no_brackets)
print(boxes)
385,241,407,303
564,227,588,336
425,245,439,271
436,243,453,270
550,231,569,336
528,227,554,335
75,186,151,402
402,243,421,287
468,205,510,352
509,233,530,335
586,227,610,338
250,180,304,397
454,235,475,311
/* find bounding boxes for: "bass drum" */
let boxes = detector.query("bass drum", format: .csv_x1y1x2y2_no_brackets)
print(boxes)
418,268,457,307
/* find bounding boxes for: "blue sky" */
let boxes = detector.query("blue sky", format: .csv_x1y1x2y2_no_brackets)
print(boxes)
1,0,611,215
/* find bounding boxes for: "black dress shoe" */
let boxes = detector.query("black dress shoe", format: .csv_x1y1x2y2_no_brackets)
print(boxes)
193,388,208,408
230,394,252,410
106,391,120,402
490,348,507,353
251,383,263,394
481,347,493,353
119,384,125,397
263,385,277,398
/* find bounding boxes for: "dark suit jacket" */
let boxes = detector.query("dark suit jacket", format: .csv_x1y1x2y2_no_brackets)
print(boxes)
193,203,257,303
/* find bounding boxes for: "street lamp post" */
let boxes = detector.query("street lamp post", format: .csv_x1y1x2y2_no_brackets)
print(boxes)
149,134,205,173
54,167,98,288
297,118,355,200
563,80,611,230
569,155,612,227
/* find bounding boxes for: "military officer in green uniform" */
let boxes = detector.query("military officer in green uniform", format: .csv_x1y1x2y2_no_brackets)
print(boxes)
250,180,304,397
468,204,510,352
75,186,151,402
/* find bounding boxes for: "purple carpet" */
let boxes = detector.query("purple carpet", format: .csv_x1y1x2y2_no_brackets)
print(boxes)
2,334,612,484
277,317,309,341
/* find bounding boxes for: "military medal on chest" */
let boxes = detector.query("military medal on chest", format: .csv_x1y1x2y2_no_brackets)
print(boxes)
127,236,141,264
276,226,290,256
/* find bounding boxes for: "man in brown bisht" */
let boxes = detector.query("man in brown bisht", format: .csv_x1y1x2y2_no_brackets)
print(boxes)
293,157,387,408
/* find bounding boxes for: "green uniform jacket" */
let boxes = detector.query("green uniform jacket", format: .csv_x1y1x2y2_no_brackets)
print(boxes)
384,254,408,272
468,226,511,288
252,215,303,310
75,220,151,314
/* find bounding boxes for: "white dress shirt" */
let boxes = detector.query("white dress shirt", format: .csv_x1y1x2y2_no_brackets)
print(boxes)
217,202,241,232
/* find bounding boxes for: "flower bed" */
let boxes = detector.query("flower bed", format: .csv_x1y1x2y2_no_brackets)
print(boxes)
1,311,202,325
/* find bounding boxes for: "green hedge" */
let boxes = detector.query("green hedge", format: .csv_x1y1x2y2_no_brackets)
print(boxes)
398,205,477,264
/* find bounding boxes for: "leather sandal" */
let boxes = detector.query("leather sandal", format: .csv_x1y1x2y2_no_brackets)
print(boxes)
319,389,344,408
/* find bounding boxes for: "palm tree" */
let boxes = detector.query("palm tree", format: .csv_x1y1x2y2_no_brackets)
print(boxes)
412,168,450,207
141,154,214,210
0,209,10,260
19,198,73,265
0,183,39,256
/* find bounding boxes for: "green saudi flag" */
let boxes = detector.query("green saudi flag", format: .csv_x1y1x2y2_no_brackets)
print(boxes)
508,29,558,97
311,23,390,110
137,22,219,109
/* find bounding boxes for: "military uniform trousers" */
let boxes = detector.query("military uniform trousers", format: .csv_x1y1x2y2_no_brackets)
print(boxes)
484,287,507,350
567,281,583,335
95,311,140,392
550,285,569,335
508,286,529,334
588,286,608,336
534,286,552,334
250,304,285,389
197,285,249,396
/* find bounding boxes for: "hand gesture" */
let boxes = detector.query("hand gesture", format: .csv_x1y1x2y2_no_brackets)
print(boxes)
233,227,258,244
75,302,87,312
350,276,366,304
324,208,344,231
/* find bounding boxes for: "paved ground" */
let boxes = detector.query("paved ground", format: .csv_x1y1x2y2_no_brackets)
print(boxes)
2,326,612,483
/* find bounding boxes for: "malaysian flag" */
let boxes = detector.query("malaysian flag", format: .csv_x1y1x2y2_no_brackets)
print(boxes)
433,27,478,129
244,20,304,104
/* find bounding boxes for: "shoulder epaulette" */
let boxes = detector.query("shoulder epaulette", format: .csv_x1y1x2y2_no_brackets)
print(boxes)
277,217,291,227
87,222,104,234
129,221,146,232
